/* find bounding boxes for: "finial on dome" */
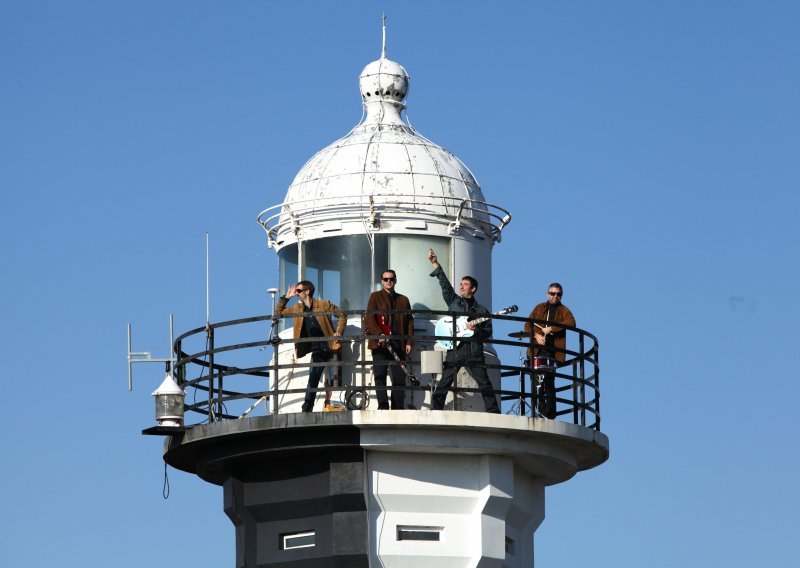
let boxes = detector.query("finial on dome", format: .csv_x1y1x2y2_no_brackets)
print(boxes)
381,13,387,59
359,14,409,123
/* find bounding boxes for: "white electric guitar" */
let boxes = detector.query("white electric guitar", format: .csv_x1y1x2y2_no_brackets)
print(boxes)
435,305,518,350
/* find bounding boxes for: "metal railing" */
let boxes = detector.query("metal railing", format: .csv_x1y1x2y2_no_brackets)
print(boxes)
172,309,600,430
256,195,512,247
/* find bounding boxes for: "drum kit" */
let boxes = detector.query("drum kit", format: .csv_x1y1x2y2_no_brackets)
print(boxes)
508,328,555,418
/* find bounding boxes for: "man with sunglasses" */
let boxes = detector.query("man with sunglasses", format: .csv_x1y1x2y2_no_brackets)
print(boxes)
524,283,576,418
426,249,500,413
365,270,414,410
276,281,347,412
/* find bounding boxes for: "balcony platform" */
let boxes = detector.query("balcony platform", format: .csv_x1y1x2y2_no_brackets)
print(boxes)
164,410,609,486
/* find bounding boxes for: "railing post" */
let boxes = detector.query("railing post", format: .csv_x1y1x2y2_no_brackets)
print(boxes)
207,325,215,422
272,336,280,415
174,339,184,386
579,333,586,427
594,342,600,430
361,311,368,406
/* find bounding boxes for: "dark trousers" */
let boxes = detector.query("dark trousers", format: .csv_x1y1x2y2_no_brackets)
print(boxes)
432,348,499,413
535,373,557,419
532,345,557,419
372,347,407,410
302,350,333,412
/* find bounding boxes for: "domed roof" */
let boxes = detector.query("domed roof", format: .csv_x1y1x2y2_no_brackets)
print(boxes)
284,56,485,207
258,46,510,250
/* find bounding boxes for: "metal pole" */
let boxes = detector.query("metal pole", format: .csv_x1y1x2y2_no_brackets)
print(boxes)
169,314,174,376
207,325,215,421
594,340,601,431
206,232,210,325
127,323,133,391
268,288,280,415
579,333,586,426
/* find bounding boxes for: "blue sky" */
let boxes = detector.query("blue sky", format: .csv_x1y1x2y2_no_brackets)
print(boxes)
1,1,798,566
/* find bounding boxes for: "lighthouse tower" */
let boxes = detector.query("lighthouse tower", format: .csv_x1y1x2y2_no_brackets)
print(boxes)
256,35,513,413
159,27,608,568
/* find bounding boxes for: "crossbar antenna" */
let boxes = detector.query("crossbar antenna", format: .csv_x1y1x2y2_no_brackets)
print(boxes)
127,314,177,390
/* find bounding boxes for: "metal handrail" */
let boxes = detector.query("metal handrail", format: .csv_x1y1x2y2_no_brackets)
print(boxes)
256,195,512,247
172,309,600,430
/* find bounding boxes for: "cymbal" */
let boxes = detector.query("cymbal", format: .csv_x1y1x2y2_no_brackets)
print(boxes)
507,331,530,338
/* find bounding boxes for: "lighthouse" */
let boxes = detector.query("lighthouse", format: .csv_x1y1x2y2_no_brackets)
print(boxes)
156,25,607,568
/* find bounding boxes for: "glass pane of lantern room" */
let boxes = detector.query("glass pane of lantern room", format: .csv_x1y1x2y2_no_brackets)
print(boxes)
278,244,298,295
304,235,372,310
388,235,449,312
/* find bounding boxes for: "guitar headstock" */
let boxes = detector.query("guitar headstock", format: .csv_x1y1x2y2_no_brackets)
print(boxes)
498,305,518,315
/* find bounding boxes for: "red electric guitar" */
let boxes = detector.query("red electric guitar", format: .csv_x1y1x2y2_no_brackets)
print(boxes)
375,314,420,386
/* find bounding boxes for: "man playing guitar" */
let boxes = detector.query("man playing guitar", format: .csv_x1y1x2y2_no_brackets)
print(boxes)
427,249,500,413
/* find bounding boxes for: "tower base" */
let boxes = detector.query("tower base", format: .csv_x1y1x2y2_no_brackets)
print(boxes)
164,411,608,567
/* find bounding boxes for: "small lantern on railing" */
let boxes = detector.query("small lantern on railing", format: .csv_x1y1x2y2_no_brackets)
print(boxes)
152,371,185,427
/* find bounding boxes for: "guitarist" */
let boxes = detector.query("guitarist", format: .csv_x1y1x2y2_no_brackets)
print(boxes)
365,270,415,410
427,249,500,413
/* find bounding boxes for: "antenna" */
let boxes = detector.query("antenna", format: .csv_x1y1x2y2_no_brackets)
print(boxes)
127,314,177,391
381,13,387,58
206,232,210,325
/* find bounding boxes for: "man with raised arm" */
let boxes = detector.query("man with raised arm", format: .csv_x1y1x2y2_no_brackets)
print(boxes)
365,269,414,410
427,249,499,413
276,281,347,412
524,282,576,419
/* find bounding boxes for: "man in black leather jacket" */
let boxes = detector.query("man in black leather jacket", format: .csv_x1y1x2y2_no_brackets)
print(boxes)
427,249,499,413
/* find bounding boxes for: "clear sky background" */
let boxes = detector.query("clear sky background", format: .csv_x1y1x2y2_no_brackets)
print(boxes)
1,1,798,566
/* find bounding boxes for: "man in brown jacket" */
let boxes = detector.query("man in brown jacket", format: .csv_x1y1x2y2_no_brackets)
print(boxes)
276,281,347,412
524,282,576,418
365,270,414,410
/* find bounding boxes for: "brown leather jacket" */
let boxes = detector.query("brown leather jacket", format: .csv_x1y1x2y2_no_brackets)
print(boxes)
364,290,414,351
523,302,576,362
275,296,347,359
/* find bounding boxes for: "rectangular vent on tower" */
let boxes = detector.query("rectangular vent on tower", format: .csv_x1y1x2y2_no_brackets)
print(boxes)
396,525,442,541
280,530,315,550
506,536,515,555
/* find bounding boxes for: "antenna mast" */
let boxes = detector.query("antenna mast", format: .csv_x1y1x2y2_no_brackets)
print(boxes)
381,13,387,58
206,232,210,325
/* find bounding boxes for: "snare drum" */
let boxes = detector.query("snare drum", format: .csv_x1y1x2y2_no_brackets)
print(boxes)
530,356,555,372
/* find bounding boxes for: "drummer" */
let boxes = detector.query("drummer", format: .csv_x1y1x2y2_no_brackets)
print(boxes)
524,283,576,418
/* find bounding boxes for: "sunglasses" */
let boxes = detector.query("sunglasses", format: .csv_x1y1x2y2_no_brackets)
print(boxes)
295,288,305,294
382,277,396,282
548,291,562,297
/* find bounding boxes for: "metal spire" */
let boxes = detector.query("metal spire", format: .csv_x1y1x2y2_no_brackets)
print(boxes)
381,13,387,59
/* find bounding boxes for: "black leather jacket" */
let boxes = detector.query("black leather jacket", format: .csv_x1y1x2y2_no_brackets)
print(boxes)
431,266,492,357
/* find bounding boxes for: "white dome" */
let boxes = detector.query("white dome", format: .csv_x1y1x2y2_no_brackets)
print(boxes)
285,121,485,206
258,55,509,250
